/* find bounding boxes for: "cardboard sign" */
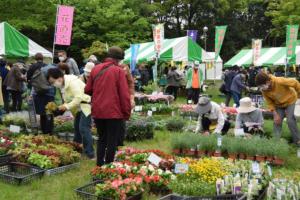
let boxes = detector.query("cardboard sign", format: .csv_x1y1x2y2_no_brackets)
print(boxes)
252,162,260,174
147,110,153,117
10,125,20,133
174,163,189,174
234,129,245,137
134,106,139,112
147,153,162,166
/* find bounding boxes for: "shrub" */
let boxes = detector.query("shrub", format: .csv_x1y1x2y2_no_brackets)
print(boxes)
166,118,185,132
126,119,154,141
169,175,216,196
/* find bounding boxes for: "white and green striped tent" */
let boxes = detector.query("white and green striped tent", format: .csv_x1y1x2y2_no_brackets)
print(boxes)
124,36,208,63
0,22,52,58
225,46,300,67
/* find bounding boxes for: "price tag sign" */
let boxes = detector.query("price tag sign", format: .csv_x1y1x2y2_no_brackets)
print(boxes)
252,162,260,174
147,110,153,117
276,189,282,200
234,129,245,137
171,111,175,116
188,100,192,104
217,137,222,147
174,163,189,174
189,116,192,121
297,149,300,158
134,106,139,112
267,165,272,177
151,107,157,112
147,153,162,166
9,125,20,133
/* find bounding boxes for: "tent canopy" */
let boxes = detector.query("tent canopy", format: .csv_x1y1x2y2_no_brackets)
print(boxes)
0,22,52,58
225,46,300,67
124,36,209,63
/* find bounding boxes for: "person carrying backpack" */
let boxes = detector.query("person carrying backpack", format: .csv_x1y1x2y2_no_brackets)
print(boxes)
27,53,56,134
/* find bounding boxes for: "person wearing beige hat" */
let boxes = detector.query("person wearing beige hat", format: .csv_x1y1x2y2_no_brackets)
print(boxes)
80,62,95,84
235,97,264,133
195,96,230,135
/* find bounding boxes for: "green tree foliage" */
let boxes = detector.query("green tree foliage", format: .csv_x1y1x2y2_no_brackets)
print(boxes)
1,0,297,62
267,0,300,39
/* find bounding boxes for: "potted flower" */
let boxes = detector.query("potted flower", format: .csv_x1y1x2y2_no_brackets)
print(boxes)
225,138,238,160
273,140,289,166
171,135,183,155
95,177,144,200
244,140,256,161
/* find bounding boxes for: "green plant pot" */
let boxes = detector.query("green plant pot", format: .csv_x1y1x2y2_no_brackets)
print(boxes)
255,155,266,162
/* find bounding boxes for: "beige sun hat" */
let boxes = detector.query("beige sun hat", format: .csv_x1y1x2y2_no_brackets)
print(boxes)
237,97,257,113
84,62,95,73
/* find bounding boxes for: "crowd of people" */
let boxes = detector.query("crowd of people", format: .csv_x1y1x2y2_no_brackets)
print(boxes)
0,46,300,167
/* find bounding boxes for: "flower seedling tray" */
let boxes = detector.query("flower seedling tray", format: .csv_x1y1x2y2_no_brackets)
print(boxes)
44,162,79,176
0,153,12,164
75,180,143,200
57,132,74,141
0,162,44,185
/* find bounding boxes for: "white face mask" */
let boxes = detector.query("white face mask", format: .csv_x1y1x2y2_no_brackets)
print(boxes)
84,71,90,77
58,56,66,62
53,80,63,88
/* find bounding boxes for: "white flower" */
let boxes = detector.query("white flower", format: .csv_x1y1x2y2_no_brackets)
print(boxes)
158,169,163,175
148,165,155,172
171,175,176,180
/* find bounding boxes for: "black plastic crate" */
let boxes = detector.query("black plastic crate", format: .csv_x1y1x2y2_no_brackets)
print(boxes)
184,194,245,200
159,194,186,200
0,154,12,164
75,180,143,200
0,162,44,185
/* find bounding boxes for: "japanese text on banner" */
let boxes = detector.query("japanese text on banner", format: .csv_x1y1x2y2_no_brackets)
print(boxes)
55,5,74,46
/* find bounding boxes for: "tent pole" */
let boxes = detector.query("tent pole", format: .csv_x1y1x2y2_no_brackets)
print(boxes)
52,5,59,63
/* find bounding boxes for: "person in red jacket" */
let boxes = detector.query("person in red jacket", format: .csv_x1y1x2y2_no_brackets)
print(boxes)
85,46,131,166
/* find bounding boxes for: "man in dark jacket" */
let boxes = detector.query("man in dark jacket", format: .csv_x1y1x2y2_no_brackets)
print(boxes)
0,58,9,113
230,70,248,107
224,67,237,106
27,53,56,134
85,46,131,166
3,62,26,111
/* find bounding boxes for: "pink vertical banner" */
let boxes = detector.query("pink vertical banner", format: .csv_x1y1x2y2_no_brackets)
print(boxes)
55,5,74,46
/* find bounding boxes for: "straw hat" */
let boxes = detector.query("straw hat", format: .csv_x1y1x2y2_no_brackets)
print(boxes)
195,96,212,115
237,97,257,113
84,62,95,73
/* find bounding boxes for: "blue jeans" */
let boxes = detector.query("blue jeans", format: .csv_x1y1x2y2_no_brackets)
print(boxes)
231,91,241,107
74,111,94,158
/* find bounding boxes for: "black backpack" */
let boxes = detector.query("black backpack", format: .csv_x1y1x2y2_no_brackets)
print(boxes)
31,67,51,94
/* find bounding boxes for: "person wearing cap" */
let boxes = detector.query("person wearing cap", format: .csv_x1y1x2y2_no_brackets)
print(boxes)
88,55,100,65
255,72,300,145
85,46,131,166
186,61,204,104
80,62,95,84
235,97,264,133
195,96,230,135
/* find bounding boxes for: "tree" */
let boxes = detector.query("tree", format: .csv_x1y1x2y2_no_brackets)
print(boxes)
266,0,300,46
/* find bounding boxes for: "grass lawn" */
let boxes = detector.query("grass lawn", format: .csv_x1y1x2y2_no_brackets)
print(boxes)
1,82,300,199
